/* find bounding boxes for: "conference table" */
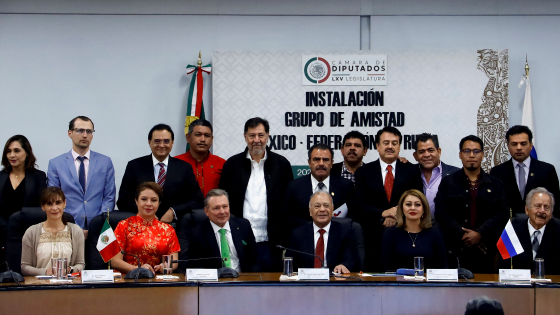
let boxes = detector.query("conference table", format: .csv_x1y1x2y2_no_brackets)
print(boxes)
1,272,558,315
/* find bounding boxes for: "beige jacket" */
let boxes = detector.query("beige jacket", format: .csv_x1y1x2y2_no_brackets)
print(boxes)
21,222,85,276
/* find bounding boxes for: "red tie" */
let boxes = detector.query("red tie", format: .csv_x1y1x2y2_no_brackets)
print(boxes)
384,165,394,202
157,162,166,188
314,229,325,268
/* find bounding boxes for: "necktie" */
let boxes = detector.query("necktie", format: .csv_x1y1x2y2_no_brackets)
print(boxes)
219,229,232,268
314,229,325,268
157,162,166,188
317,182,327,192
77,156,86,192
518,163,526,198
384,165,394,201
532,230,541,254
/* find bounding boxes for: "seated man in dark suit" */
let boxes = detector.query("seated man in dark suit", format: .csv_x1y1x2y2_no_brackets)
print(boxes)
500,187,560,274
284,143,354,230
491,125,560,215
435,135,509,273
117,124,204,224
181,189,259,272
331,131,368,183
287,191,357,274
354,126,422,271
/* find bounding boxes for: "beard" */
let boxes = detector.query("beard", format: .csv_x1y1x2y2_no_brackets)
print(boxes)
249,146,264,156
465,164,478,171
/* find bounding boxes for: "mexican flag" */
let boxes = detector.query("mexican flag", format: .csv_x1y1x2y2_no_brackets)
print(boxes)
96,219,120,262
184,53,211,150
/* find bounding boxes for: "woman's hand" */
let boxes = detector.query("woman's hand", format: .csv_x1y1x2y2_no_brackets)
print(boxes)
140,264,155,274
154,263,164,274
46,268,52,276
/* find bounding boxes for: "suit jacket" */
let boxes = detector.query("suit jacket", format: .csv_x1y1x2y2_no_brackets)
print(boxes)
219,147,293,245
500,216,560,275
440,162,461,178
287,220,357,271
283,174,355,230
0,169,46,227
181,217,259,272
490,158,560,214
330,162,344,180
47,151,115,229
116,154,204,220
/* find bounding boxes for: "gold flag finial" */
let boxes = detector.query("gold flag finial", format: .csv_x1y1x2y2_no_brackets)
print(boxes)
525,55,530,76
197,51,202,67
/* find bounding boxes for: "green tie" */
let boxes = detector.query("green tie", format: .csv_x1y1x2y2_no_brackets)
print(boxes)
219,229,232,268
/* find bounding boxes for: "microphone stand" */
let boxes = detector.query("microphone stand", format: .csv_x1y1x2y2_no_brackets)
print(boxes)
0,261,24,285
121,251,155,281
448,251,474,280
277,245,328,269
174,257,239,278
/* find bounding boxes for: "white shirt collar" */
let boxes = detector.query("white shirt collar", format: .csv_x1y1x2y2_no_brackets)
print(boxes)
528,218,546,237
71,149,90,160
379,159,397,172
311,175,330,192
313,221,331,234
210,220,231,234
512,156,531,169
152,153,169,167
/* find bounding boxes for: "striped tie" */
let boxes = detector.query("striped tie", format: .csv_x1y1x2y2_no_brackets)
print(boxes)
532,230,540,254
157,162,166,188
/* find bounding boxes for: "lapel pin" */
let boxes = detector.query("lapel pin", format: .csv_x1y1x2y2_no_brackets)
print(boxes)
530,173,534,176
487,189,491,193
237,227,239,229
242,240,247,245
331,192,335,196
211,165,214,168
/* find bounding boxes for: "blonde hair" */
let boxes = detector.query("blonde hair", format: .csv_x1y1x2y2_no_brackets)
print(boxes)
396,189,432,229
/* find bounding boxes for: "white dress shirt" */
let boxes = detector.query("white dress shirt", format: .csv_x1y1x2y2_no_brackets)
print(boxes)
528,219,546,260
311,175,330,192
512,156,531,190
152,154,169,180
379,159,397,185
210,220,240,272
313,222,331,267
243,150,269,243
71,149,90,185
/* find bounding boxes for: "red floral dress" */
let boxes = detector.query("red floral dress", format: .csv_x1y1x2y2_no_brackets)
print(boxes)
114,215,180,268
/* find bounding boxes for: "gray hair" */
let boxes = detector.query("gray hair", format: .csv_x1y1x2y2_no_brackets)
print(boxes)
204,189,229,208
525,187,555,211
308,190,333,208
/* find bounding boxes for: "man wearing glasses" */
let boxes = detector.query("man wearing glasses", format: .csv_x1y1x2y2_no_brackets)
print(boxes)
219,117,293,271
47,116,116,238
435,135,509,273
117,124,204,225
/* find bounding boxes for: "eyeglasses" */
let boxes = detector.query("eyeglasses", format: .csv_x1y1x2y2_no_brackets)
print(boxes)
153,139,172,145
461,149,482,155
73,129,95,135
246,133,267,140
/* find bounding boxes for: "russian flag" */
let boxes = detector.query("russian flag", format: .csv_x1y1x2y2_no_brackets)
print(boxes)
497,221,524,260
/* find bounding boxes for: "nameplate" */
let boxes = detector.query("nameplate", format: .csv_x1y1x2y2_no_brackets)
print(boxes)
298,268,330,280
81,270,114,283
186,269,218,281
426,269,458,281
499,269,531,281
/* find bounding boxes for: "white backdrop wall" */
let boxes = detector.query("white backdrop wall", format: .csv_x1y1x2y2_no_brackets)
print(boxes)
1,0,559,196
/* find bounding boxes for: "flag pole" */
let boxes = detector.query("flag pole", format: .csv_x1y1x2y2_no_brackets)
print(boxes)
107,207,111,271
510,208,513,269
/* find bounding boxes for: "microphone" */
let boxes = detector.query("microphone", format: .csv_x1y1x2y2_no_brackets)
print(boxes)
175,257,239,278
0,261,24,284
448,251,474,279
120,250,155,280
276,245,327,269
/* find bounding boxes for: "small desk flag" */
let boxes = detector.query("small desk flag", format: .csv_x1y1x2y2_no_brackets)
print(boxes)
96,219,120,262
497,220,524,260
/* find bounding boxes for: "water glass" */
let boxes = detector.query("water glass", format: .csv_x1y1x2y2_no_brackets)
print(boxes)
535,258,545,279
283,257,294,276
414,257,424,277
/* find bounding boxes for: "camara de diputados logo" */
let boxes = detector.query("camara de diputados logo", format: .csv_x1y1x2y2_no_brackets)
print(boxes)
302,55,387,86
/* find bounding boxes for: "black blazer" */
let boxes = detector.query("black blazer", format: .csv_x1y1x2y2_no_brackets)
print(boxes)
283,174,355,229
287,220,357,271
219,147,293,245
330,162,344,181
500,216,560,275
0,169,47,223
181,217,259,272
490,158,560,214
116,155,204,220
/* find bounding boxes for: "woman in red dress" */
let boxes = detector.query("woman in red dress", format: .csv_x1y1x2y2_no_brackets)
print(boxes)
111,182,180,274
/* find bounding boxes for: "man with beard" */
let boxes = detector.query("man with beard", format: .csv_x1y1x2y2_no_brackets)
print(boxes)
354,126,422,271
331,131,368,183
219,117,293,271
498,187,560,274
175,119,226,196
435,135,509,273
284,143,354,230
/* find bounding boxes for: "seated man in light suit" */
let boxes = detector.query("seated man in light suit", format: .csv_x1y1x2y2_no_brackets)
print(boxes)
117,124,204,224
287,191,357,274
284,143,354,230
500,187,560,274
47,116,116,237
181,189,259,272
